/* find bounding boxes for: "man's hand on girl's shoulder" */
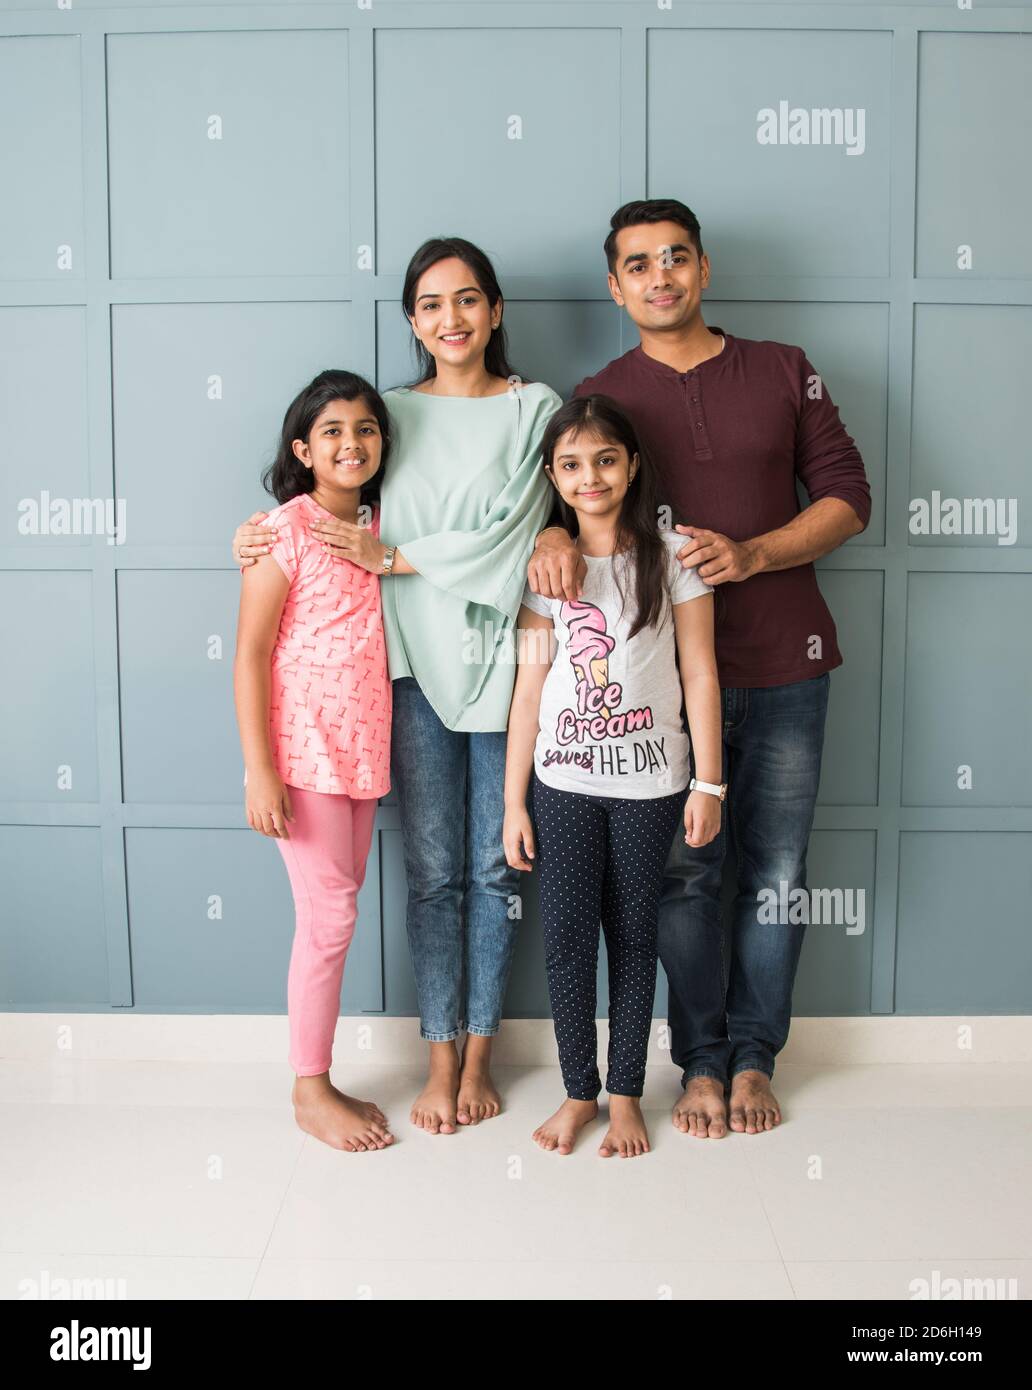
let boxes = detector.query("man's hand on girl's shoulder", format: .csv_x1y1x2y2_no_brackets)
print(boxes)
528,527,585,601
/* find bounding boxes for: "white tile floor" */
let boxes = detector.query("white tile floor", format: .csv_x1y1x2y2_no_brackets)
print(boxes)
1,1058,1030,1300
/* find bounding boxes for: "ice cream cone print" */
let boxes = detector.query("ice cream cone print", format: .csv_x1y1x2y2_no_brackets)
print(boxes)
589,657,611,718
561,600,615,718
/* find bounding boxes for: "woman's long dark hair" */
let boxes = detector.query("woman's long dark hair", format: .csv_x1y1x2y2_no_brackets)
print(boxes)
540,394,666,638
261,369,391,508
400,237,527,387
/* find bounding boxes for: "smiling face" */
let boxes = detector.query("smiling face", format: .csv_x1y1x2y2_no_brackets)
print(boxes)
292,397,383,499
546,426,639,522
407,257,501,371
607,219,710,333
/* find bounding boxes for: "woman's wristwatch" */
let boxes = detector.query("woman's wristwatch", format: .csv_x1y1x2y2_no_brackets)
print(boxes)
689,777,727,802
381,545,397,576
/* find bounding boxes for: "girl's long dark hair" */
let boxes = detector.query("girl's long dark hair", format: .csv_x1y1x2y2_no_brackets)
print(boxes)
400,237,527,387
261,369,391,508
540,394,666,639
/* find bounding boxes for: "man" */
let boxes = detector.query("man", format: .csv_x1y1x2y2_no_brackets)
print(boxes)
528,198,871,1139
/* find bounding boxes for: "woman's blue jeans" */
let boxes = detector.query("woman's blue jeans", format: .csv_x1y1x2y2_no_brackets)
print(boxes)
389,677,521,1042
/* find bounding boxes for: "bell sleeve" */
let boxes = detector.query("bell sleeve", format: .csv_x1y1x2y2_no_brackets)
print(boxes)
395,385,561,620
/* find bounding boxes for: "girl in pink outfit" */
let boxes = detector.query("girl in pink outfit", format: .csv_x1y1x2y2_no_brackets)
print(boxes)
233,369,394,1154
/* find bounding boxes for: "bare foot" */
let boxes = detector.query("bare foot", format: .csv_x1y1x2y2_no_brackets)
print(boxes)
456,1034,501,1124
729,1069,781,1134
292,1075,394,1152
410,1040,460,1135
598,1095,650,1158
532,1098,598,1154
672,1076,728,1139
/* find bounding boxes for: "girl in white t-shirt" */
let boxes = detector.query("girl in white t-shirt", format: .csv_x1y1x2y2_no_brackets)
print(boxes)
503,393,723,1159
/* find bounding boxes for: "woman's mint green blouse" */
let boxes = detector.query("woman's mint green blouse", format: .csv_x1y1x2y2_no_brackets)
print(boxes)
378,381,561,733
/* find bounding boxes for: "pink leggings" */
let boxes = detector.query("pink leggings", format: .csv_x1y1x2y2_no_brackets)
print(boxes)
275,785,378,1076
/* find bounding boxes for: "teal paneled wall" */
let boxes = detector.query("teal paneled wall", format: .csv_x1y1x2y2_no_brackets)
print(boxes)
1,2,1029,1019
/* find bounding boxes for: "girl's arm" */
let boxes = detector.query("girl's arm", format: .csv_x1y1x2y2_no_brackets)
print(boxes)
233,555,293,838
672,594,723,848
503,605,555,871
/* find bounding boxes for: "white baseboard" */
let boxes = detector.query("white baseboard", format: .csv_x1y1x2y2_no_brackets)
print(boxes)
1,1014,1030,1066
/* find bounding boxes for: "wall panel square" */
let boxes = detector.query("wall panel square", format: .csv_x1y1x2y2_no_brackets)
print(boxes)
910,305,1030,548
118,570,241,803
125,826,383,1011
1,826,108,1006
897,832,1032,1012
916,33,1032,278
1,307,92,549
0,36,84,281
648,30,891,277
902,573,1032,807
0,571,98,802
374,28,622,277
108,30,350,278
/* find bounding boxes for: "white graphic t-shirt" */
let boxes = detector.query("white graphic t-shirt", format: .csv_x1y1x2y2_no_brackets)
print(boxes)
521,530,713,799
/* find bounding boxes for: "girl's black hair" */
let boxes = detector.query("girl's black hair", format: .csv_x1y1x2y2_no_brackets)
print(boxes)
400,236,527,387
261,369,391,508
540,394,666,639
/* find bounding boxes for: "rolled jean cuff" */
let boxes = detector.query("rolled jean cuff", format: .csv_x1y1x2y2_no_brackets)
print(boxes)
464,1023,499,1038
420,1027,462,1043
682,1067,728,1086
730,1060,774,1080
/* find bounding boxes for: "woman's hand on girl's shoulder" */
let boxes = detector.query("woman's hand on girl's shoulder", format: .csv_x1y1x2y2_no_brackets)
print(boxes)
684,789,721,848
245,768,294,839
234,511,276,566
308,515,385,574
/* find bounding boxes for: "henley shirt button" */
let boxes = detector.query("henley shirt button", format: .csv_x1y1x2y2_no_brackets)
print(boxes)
695,422,703,429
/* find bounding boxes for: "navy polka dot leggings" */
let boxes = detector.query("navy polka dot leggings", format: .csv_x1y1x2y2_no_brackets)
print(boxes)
532,773,685,1100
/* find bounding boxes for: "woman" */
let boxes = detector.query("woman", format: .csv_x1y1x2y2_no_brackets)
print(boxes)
233,238,560,1134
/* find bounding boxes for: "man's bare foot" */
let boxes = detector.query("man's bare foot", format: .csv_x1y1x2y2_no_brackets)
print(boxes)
729,1069,781,1134
410,1040,460,1134
532,1098,598,1154
292,1075,394,1152
456,1033,501,1124
598,1095,650,1158
672,1076,728,1139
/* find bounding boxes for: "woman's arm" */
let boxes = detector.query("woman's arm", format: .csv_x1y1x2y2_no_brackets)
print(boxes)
672,594,723,848
304,517,419,576
233,555,294,837
503,605,555,871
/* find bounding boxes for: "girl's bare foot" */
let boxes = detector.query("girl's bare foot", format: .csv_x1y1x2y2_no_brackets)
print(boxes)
457,1034,501,1124
532,1098,598,1154
292,1075,394,1152
729,1069,781,1133
672,1076,728,1139
599,1094,650,1158
410,1040,460,1134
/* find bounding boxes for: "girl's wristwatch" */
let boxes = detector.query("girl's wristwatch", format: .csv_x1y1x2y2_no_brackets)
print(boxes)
381,545,397,576
689,777,727,802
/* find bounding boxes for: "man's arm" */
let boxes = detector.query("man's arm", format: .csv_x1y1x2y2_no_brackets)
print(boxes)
675,496,864,584
677,347,870,584
527,495,586,601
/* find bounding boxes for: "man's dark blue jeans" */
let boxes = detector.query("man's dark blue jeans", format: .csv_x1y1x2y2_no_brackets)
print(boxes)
658,671,831,1088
